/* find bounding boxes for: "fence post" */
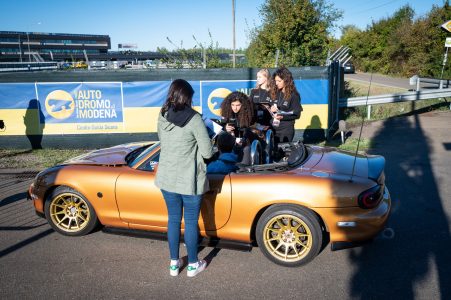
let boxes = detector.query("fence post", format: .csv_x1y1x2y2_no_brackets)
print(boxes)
367,105,371,120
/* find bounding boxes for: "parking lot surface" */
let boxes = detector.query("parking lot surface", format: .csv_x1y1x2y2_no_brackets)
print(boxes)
1,111,450,299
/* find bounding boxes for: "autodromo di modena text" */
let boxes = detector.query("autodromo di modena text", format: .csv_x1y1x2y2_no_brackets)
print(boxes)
74,90,118,119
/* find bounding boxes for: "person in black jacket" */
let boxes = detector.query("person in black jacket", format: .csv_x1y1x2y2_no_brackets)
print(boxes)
269,67,303,143
220,91,254,138
249,68,272,126
220,91,256,164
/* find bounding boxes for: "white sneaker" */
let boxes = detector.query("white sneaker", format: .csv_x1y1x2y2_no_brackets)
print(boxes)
169,258,183,277
187,260,207,277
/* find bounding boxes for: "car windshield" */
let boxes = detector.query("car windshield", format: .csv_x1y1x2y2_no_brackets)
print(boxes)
126,142,160,167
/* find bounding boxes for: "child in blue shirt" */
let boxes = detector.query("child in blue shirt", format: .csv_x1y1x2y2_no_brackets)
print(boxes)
207,133,239,175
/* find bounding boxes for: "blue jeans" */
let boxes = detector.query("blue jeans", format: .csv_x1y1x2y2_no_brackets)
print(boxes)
161,189,202,264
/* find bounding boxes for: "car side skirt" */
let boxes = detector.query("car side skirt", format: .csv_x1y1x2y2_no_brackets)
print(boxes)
102,227,254,252
330,240,372,251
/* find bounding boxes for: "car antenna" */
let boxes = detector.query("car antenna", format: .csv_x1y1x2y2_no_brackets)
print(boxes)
349,72,373,182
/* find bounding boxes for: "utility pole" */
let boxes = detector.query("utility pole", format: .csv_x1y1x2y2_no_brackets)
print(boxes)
232,0,236,68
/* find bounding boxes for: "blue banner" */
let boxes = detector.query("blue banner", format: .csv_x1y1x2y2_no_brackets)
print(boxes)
0,83,37,109
36,82,123,124
200,79,329,119
0,79,330,135
201,80,255,119
122,81,201,107
297,79,329,105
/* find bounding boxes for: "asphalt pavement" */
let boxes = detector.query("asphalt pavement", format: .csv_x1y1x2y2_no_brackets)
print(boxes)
345,72,439,90
1,110,450,299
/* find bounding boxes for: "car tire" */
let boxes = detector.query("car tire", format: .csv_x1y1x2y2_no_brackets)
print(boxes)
44,186,99,236
256,204,322,267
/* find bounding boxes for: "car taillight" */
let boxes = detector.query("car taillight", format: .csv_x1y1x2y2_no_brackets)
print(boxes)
358,185,383,209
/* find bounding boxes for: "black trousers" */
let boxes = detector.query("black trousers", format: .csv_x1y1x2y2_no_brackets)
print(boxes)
274,126,295,144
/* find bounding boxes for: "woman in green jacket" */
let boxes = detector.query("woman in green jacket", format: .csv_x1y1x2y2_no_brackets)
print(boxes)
155,79,214,277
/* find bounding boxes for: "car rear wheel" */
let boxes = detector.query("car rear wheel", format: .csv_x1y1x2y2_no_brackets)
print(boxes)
256,205,322,267
44,186,99,236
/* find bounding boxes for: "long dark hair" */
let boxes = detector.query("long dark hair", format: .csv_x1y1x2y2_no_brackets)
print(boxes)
220,91,254,127
161,79,194,115
270,67,298,100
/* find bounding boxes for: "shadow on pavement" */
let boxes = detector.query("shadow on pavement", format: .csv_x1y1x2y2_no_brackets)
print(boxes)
0,228,54,258
0,189,51,257
349,114,451,298
0,192,28,207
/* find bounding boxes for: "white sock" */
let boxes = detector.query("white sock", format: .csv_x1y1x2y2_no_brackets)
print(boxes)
188,262,198,268
170,259,179,266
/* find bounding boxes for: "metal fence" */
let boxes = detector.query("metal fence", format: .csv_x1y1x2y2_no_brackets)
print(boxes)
0,62,58,72
339,88,451,107
409,75,451,90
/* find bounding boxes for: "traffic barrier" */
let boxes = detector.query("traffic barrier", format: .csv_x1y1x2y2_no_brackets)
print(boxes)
339,88,451,107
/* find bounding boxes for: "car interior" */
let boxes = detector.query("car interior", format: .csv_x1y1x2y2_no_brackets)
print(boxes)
127,127,308,174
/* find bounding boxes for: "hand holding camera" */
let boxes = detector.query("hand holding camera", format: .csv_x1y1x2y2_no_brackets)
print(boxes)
221,117,239,135
225,123,235,134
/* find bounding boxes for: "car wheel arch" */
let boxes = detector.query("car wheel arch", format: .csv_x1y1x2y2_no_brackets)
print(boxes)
44,183,85,201
43,185,61,204
44,185,100,236
255,203,328,266
250,203,328,243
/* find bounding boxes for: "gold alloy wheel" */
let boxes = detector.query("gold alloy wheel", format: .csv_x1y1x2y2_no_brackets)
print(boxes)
263,214,312,262
49,192,91,233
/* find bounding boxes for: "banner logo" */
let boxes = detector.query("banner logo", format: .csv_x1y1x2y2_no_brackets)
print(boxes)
45,90,75,119
207,88,231,117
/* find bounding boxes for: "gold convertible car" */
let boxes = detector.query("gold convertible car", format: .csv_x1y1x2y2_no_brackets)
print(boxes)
28,141,391,267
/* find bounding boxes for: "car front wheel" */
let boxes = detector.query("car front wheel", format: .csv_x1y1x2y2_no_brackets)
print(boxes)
256,205,323,267
44,186,99,236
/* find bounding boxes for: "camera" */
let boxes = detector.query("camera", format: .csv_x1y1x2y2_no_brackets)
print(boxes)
258,99,277,106
220,117,238,128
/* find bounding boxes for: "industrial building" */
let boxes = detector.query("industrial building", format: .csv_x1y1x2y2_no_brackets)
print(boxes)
0,31,111,62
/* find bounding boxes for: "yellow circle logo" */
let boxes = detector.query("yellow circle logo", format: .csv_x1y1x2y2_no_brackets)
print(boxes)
207,88,231,117
45,90,75,119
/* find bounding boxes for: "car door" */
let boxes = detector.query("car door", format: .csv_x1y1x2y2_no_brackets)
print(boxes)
115,166,168,228
115,151,232,231
200,173,232,232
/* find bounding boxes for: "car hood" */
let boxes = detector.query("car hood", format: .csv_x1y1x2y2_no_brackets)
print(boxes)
309,146,368,178
62,142,149,166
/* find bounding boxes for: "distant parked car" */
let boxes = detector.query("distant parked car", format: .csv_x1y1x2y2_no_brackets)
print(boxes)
343,62,355,74
90,61,106,70
74,61,88,69
60,62,72,70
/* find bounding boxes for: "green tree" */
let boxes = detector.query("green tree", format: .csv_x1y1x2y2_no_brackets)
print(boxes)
338,2,451,77
246,0,342,67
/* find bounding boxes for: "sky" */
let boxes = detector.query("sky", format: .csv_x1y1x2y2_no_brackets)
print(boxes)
0,0,446,51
